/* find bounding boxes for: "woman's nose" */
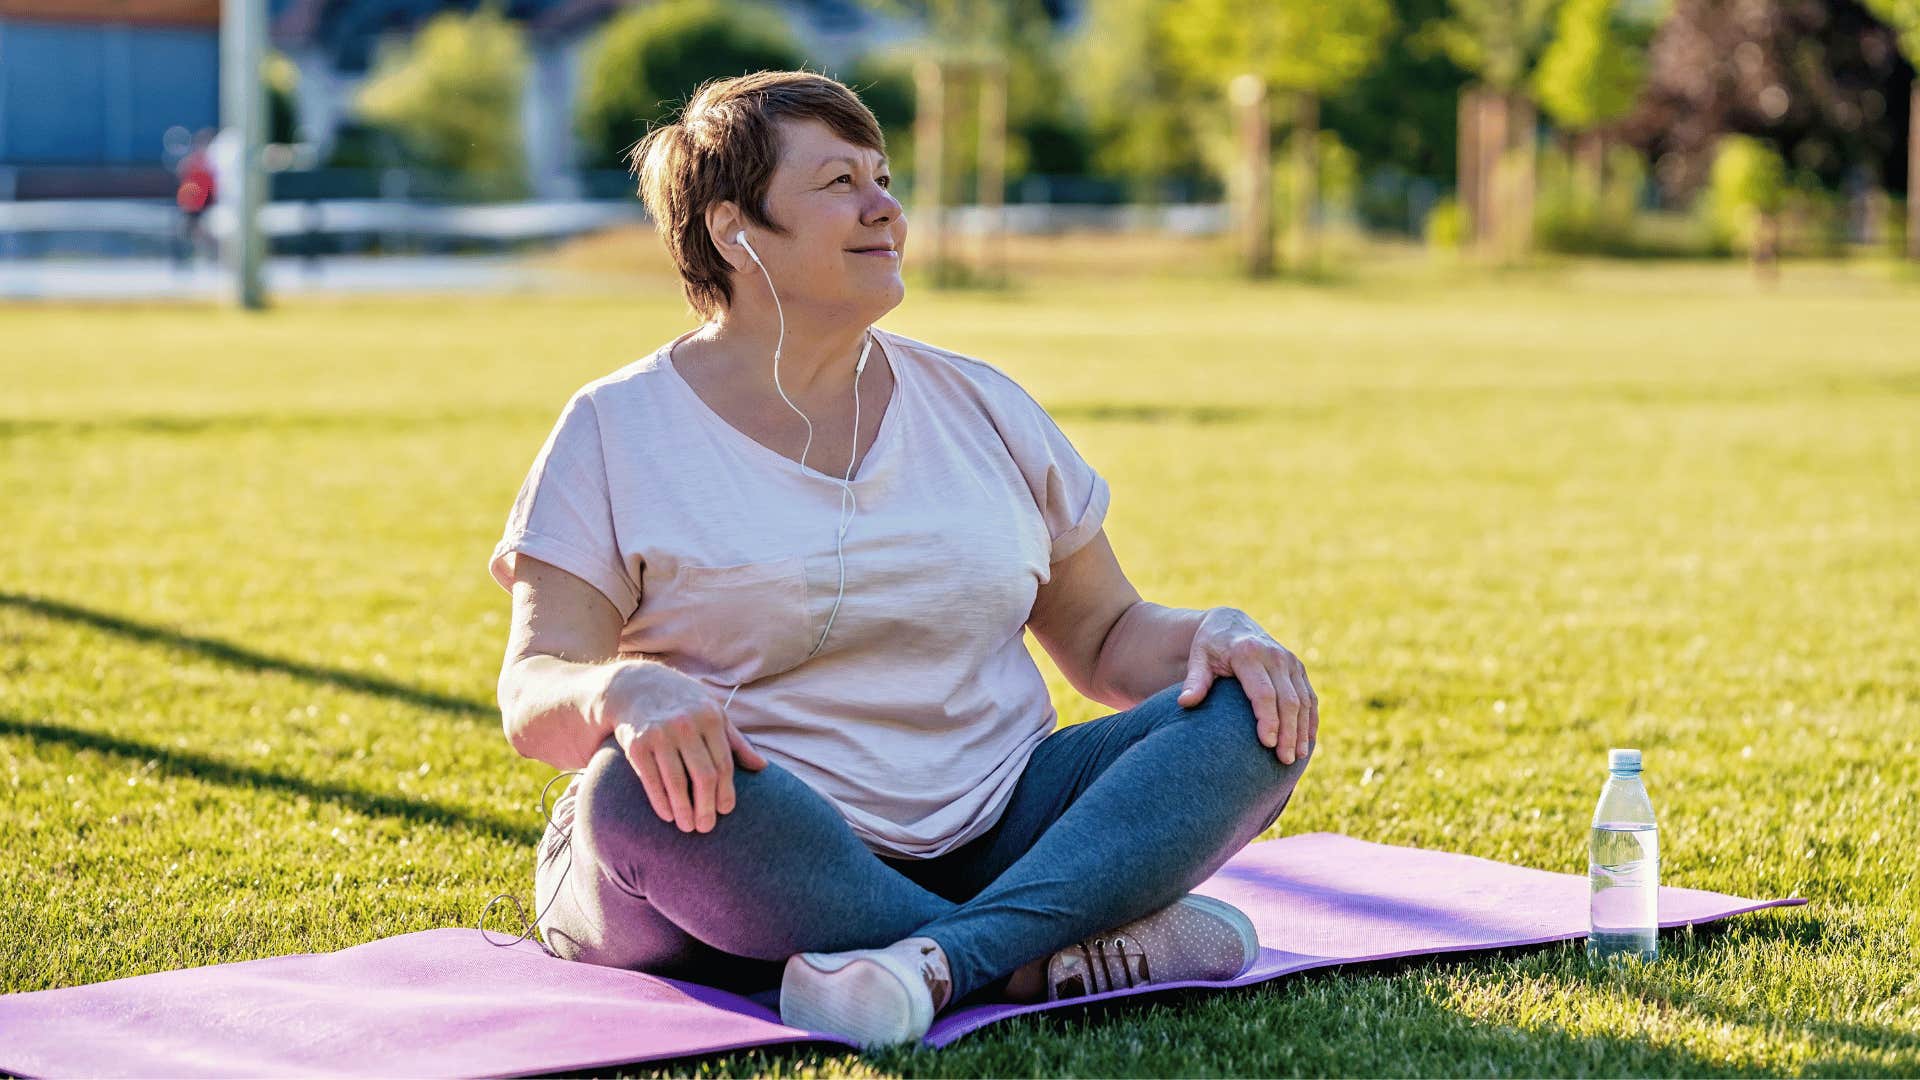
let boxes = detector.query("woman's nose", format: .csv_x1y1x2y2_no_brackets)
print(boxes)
865,184,903,223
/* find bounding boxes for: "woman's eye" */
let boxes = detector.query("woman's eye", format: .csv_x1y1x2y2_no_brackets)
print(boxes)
877,176,890,188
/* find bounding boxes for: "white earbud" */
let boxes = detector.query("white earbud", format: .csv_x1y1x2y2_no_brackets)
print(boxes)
735,229,760,267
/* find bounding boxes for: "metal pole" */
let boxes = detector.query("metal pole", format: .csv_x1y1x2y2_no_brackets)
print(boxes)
913,56,949,287
221,0,267,308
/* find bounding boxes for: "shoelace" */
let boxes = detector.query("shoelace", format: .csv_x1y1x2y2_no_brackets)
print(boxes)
1069,934,1150,995
915,943,952,1011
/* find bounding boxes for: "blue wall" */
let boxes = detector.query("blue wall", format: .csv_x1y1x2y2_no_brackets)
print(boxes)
0,18,219,166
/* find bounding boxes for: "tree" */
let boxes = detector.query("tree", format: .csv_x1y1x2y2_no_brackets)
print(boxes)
1533,0,1648,205
575,0,806,171
1706,134,1787,275
1160,0,1396,275
1421,0,1562,258
1321,0,1474,187
1862,0,1920,258
859,0,1058,287
1069,0,1216,200
1618,0,1912,207
355,4,529,200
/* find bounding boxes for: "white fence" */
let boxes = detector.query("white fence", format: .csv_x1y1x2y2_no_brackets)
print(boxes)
0,198,1231,251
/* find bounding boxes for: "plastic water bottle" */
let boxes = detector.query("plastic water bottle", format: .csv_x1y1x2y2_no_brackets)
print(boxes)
1588,747,1659,964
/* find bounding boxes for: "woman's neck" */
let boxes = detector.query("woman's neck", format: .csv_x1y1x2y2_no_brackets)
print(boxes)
687,311,873,400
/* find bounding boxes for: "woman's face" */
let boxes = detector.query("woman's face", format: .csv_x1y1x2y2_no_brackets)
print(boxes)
725,118,906,321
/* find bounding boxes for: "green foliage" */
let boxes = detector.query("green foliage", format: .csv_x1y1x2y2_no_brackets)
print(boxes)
1532,141,1661,254
1274,128,1362,224
1159,0,1396,95
1860,0,1920,62
1532,0,1646,131
264,51,301,146
1701,134,1787,253
573,0,806,171
1417,0,1561,89
1066,0,1215,197
1320,0,1474,182
1424,193,1467,247
354,4,529,198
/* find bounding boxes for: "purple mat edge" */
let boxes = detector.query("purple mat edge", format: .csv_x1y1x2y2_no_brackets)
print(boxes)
0,830,1810,1073
920,895,1808,1047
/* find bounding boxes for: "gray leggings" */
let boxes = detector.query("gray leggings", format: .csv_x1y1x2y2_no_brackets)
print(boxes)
534,676,1313,1004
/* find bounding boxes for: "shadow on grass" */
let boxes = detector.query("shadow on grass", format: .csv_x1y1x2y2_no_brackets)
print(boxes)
0,591,492,722
0,712,537,846
1047,402,1277,425
0,408,538,441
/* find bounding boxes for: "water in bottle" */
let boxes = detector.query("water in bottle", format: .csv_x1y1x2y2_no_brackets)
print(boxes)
1588,747,1659,964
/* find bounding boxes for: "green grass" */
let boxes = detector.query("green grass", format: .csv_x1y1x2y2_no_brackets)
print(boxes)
3,252,1917,1076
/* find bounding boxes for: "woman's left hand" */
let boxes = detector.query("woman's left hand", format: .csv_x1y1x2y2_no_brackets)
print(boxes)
1175,607,1318,764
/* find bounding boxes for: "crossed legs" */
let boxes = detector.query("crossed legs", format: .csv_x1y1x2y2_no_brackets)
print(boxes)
535,677,1313,1002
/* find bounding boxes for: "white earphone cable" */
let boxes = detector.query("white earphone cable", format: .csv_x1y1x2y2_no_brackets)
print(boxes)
481,230,870,954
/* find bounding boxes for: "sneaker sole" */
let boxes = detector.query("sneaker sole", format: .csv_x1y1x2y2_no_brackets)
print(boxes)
1175,893,1261,978
779,951,930,1049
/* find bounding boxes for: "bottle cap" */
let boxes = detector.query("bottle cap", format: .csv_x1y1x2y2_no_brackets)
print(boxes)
1608,748,1642,772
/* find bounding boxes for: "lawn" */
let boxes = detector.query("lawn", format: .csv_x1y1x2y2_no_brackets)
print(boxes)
2,246,1916,1076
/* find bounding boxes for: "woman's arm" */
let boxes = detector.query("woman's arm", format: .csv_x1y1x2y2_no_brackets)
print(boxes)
497,554,767,832
1028,527,1209,711
495,553,646,770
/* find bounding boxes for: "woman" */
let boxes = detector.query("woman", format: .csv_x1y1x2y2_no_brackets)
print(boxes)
488,70,1320,1048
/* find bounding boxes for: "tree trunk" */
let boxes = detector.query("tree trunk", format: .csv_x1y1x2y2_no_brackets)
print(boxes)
1231,73,1274,278
1292,90,1319,273
1507,92,1536,261
1908,83,1919,261
1458,87,1481,247
1477,88,1508,258
913,57,952,287
977,58,1007,288
1578,129,1605,210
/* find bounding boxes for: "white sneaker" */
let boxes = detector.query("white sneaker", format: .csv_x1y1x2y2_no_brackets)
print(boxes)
779,936,953,1049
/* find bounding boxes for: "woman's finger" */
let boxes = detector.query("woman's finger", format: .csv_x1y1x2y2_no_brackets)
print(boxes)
1285,662,1315,761
1268,654,1304,764
624,736,675,824
1297,663,1319,747
1234,655,1283,751
652,743,695,832
727,723,769,771
676,730,720,833
698,714,736,817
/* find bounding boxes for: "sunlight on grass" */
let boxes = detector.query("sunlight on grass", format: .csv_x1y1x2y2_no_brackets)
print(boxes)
2,253,1915,1075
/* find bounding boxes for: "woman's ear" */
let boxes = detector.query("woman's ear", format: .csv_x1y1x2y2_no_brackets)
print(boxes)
705,201,746,272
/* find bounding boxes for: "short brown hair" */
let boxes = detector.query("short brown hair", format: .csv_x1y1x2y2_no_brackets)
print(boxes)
629,70,888,321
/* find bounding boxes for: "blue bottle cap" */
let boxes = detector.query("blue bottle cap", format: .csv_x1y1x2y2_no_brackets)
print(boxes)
1608,748,1642,772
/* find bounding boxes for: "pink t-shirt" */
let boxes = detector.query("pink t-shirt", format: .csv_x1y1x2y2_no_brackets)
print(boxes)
489,325,1111,858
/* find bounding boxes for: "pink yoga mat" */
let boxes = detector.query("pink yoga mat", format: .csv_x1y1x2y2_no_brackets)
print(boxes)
0,832,1804,1077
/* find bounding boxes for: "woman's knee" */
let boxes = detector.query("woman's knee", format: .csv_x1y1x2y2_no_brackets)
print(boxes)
1184,676,1316,782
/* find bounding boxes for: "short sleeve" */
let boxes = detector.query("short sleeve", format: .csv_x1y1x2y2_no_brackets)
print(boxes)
488,391,643,620
992,374,1111,564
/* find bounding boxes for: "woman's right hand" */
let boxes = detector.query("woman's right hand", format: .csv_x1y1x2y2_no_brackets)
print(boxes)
599,662,768,833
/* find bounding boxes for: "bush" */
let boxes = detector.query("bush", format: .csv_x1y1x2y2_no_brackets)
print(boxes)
354,4,529,200
1424,194,1466,250
575,0,807,171
1698,134,1786,255
1533,140,1660,255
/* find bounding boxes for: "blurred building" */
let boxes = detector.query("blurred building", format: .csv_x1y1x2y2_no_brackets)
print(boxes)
0,0,292,198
